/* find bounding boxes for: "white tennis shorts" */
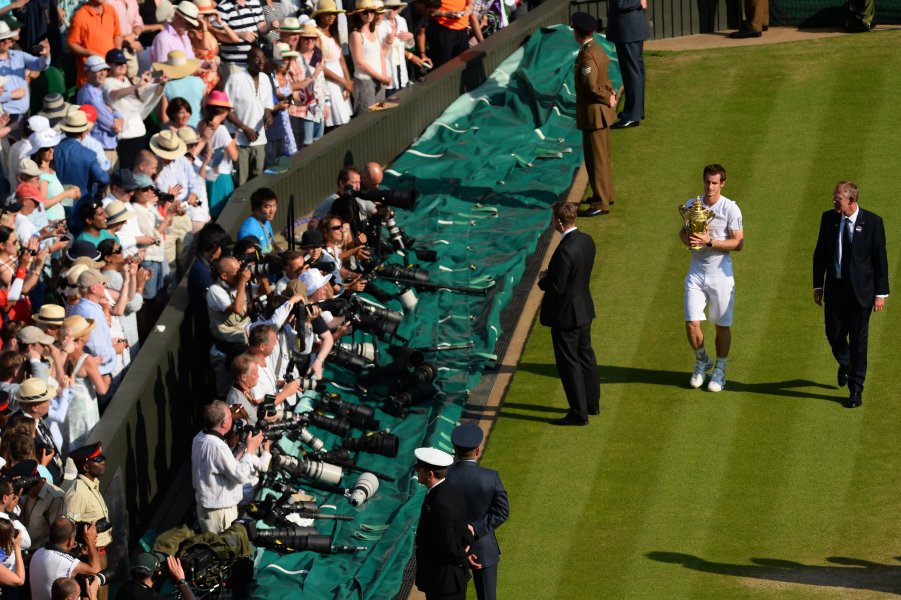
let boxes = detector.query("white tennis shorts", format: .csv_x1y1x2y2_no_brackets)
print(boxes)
684,272,735,326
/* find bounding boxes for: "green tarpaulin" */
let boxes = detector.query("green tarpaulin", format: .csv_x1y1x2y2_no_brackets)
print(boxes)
250,26,620,599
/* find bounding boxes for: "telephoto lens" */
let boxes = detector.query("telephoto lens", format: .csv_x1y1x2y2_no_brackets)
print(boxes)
291,427,325,452
273,453,344,485
348,472,380,507
306,412,351,437
318,395,380,431
343,432,400,458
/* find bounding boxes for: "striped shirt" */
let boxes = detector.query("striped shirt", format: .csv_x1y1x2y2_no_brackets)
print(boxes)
217,0,266,64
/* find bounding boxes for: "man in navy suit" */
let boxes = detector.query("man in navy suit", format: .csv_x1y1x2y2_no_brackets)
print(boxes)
537,201,600,425
606,0,650,129
446,423,509,600
813,181,889,408
414,447,475,600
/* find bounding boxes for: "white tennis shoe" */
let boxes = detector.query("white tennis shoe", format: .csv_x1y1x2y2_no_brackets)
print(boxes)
689,356,713,389
707,367,726,392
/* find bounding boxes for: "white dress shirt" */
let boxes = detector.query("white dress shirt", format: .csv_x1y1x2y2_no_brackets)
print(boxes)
191,430,260,510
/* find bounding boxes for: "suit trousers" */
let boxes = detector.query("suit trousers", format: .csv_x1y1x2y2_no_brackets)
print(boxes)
824,278,872,394
582,128,613,209
472,564,498,600
551,324,600,419
614,40,646,122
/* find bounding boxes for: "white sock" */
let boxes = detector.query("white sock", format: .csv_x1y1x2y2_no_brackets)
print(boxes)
715,357,728,371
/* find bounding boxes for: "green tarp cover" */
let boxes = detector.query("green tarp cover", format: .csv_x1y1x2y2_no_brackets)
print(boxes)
251,26,620,599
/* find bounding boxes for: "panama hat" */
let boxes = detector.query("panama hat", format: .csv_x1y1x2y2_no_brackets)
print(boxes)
176,126,200,145
175,0,200,26
149,130,188,160
279,16,303,32
0,21,18,41
152,50,201,80
16,378,55,405
205,89,232,108
34,304,66,327
273,42,299,63
299,22,321,38
105,200,132,226
349,0,386,13
38,94,71,125
311,0,345,17
383,0,405,7
156,0,176,23
60,109,91,133
62,315,97,340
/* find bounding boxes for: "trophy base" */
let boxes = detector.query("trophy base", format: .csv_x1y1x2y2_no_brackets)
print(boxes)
689,244,705,251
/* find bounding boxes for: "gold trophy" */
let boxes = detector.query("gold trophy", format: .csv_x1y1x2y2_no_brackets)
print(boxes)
679,196,715,251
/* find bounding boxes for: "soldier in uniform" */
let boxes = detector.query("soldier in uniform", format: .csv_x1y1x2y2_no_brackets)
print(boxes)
64,442,112,600
572,12,617,217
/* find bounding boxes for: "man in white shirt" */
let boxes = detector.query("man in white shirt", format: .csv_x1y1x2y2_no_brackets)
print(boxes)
29,517,101,600
191,400,264,533
225,47,274,186
679,163,744,392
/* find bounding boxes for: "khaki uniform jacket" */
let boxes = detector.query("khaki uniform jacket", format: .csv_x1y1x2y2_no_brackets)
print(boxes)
21,481,67,550
574,40,617,131
64,474,112,548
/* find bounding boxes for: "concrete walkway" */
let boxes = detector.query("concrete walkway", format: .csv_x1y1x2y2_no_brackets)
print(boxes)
645,25,895,52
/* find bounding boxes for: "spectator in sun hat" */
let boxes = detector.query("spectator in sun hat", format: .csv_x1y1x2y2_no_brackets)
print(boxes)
67,0,124,87
0,21,51,133
30,127,79,225
149,129,199,274
54,111,111,233
34,304,67,337
101,170,144,257
68,269,117,378
266,42,300,164
197,90,238,217
156,51,206,129
9,377,66,486
77,56,124,171
14,183,68,258
151,0,200,62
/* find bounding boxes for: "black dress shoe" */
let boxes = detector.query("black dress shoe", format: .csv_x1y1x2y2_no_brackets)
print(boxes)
729,28,763,38
611,119,640,129
837,365,849,387
845,392,862,408
588,408,600,416
550,415,589,426
846,21,872,32
579,207,609,217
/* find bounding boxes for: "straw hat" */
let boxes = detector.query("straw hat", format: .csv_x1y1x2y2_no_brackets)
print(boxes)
17,158,41,177
16,378,55,405
150,130,188,160
349,0,387,14
59,110,91,133
175,0,200,26
0,21,18,41
273,42,300,63
383,0,405,7
38,94,72,126
194,0,217,13
152,50,201,80
176,126,200,145
65,263,92,287
300,22,321,38
156,0,176,23
34,304,66,327
105,200,132,226
205,90,232,108
62,315,97,340
311,0,345,17
279,16,303,32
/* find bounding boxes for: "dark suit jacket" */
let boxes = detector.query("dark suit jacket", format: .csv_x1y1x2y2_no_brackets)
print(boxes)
54,137,111,233
606,0,651,43
574,40,617,131
445,461,509,568
415,481,474,596
538,229,596,329
813,208,889,307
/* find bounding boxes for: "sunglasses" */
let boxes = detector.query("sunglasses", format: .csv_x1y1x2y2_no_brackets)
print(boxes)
88,455,107,463
139,186,157,193
329,225,343,230
109,247,123,255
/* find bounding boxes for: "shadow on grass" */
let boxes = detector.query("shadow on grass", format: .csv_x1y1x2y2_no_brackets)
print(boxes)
514,363,846,405
647,552,901,594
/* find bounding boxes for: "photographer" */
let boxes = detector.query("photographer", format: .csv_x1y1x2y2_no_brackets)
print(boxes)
208,256,252,351
311,166,377,227
63,443,112,599
30,517,101,600
115,553,196,600
299,229,343,295
1,471,33,551
191,400,264,534
269,282,334,380
225,354,267,426
246,324,301,412
188,223,229,343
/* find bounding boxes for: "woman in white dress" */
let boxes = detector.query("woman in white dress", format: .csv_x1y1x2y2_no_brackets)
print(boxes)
313,0,353,127
348,0,390,115
59,315,109,452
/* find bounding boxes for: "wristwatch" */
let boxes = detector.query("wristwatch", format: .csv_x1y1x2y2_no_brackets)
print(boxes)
706,239,713,248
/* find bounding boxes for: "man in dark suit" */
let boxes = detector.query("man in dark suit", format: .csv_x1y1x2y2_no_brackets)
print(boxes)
813,181,889,408
446,423,509,600
414,447,475,600
730,0,768,38
572,12,617,217
537,201,600,425
606,0,649,129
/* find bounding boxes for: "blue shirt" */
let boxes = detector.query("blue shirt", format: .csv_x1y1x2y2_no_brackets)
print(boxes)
55,137,110,233
0,50,50,115
68,297,116,375
77,83,122,150
237,216,275,254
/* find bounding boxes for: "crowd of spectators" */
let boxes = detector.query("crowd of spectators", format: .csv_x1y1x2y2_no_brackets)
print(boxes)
0,0,543,594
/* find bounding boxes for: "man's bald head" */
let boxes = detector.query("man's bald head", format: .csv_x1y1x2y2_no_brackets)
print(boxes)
362,162,383,190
